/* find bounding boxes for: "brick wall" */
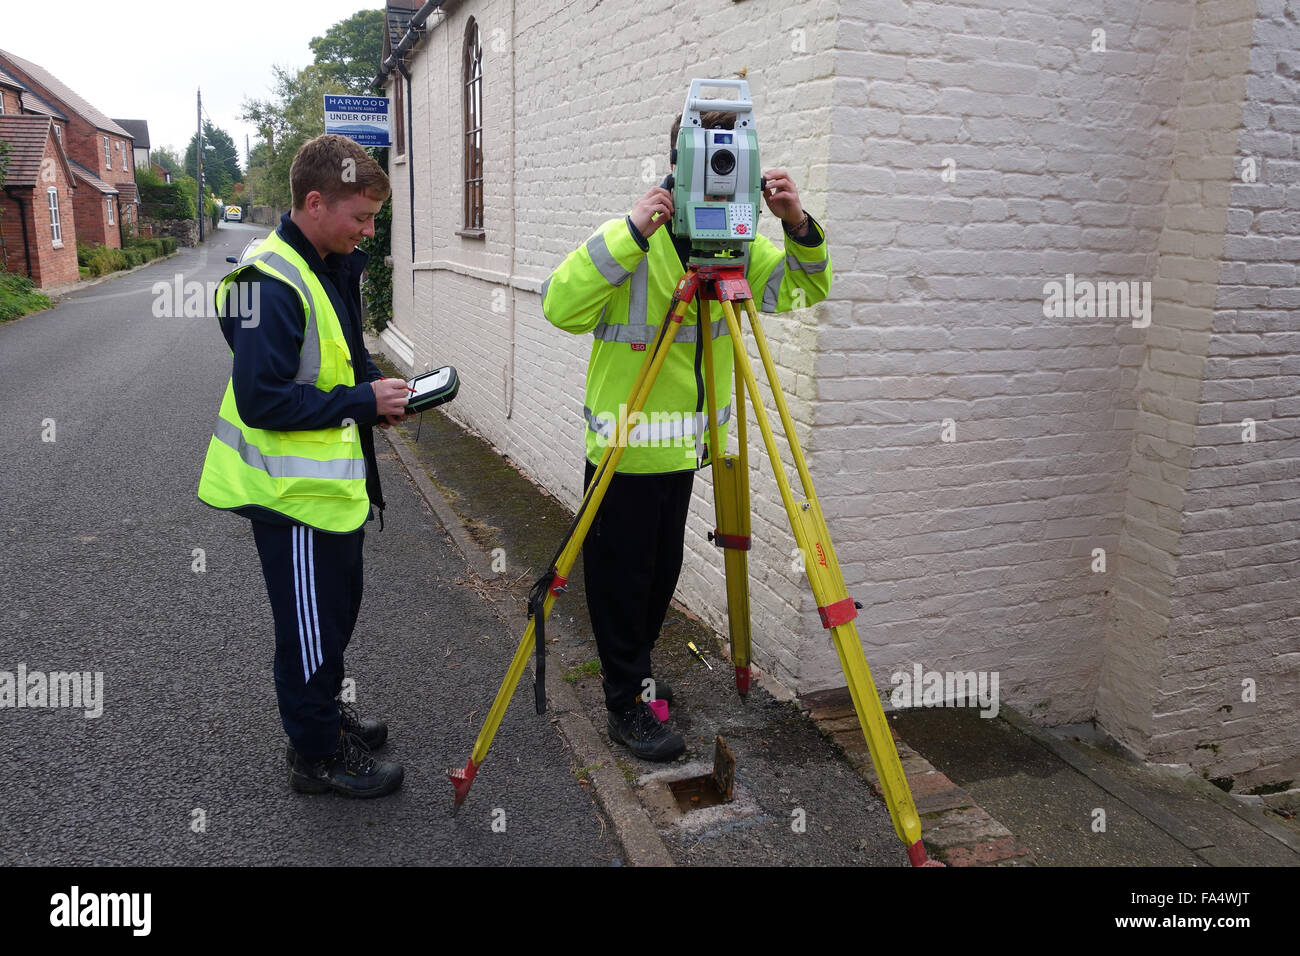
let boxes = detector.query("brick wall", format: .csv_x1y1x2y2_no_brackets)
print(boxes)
71,185,116,249
1108,0,1299,791
799,0,1198,717
387,0,1298,786
11,140,79,288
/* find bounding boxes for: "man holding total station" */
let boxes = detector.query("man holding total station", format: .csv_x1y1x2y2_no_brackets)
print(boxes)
541,107,832,760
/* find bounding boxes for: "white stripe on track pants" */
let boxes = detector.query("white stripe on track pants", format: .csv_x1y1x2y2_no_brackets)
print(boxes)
251,519,365,758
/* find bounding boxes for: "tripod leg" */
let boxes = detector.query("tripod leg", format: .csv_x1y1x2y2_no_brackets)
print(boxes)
700,298,753,696
715,297,939,865
451,294,695,807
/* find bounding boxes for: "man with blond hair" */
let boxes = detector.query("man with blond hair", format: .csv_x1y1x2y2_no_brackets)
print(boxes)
198,134,409,797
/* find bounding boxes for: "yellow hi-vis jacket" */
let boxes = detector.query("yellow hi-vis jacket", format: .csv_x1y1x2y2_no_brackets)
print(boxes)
196,231,370,533
541,215,832,473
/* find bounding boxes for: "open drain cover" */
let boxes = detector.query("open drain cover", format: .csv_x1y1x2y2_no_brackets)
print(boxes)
668,736,735,812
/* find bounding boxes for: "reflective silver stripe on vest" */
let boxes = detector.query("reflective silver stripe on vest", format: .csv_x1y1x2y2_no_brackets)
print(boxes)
586,232,632,287
591,257,734,344
592,258,649,342
539,274,553,322
761,259,787,312
591,315,730,344
583,404,732,443
212,416,365,480
785,252,828,274
252,251,321,385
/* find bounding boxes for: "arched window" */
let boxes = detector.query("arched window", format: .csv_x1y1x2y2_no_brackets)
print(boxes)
462,17,483,235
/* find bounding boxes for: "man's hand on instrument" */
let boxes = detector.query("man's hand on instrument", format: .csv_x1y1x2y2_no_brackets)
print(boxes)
761,169,805,228
629,186,674,238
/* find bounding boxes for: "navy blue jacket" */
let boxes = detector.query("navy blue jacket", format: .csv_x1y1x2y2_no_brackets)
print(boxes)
217,213,386,527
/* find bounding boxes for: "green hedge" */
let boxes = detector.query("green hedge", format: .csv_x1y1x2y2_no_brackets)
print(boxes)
76,238,174,278
125,237,177,258
139,180,196,221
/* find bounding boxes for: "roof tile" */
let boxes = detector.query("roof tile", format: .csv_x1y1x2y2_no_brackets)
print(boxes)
0,48,131,137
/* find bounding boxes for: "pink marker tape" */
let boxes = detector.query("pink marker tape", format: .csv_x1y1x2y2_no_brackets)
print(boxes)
647,699,669,722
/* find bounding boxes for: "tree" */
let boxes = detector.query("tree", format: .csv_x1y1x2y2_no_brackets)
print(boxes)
152,146,183,179
185,121,243,203
310,9,386,93
241,140,275,208
241,8,386,208
242,64,349,209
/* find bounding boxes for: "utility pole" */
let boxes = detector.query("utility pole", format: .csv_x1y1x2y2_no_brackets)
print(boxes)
197,88,204,242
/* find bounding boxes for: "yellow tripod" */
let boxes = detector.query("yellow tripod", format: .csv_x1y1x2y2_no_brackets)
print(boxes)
450,261,941,867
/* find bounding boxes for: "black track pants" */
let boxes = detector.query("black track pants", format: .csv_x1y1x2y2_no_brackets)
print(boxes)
251,520,364,758
582,460,695,712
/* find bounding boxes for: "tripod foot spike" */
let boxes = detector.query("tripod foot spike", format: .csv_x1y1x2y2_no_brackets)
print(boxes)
734,665,751,698
907,840,944,867
449,757,479,808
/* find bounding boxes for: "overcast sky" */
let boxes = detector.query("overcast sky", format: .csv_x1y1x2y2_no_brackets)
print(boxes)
2,0,384,166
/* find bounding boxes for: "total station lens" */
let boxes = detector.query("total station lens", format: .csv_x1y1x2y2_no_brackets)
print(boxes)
710,149,736,176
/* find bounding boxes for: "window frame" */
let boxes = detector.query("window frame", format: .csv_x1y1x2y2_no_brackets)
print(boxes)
47,186,62,246
106,196,114,225
104,135,111,170
459,17,484,238
393,74,405,159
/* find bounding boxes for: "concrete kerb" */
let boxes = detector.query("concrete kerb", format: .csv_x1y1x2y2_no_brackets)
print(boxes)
379,424,676,867
42,250,182,301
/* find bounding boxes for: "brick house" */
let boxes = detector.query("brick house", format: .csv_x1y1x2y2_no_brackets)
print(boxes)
375,0,1299,791
65,159,120,249
0,115,78,287
0,49,137,251
113,118,152,171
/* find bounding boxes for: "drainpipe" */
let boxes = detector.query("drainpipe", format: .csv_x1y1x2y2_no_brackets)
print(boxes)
381,1,444,78
397,59,415,264
3,186,34,279
506,0,516,419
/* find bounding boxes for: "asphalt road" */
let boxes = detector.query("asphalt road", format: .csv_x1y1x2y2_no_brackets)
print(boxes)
0,223,620,866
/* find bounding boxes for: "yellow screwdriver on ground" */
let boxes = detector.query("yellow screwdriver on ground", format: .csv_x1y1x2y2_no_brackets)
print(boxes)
687,642,713,671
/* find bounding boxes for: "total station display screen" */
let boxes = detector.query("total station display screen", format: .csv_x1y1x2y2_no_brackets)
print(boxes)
693,207,727,231
714,134,732,144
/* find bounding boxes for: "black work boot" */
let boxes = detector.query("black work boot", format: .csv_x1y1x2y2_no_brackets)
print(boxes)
607,701,686,762
285,699,387,766
339,699,388,750
288,730,404,798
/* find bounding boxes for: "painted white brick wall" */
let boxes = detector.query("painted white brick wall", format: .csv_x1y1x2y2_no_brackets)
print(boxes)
384,0,1298,786
1094,0,1258,774
821,0,1199,723
1145,0,1300,791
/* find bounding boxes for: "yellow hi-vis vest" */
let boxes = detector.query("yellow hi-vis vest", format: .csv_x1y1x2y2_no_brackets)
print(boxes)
196,230,370,533
540,216,832,473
